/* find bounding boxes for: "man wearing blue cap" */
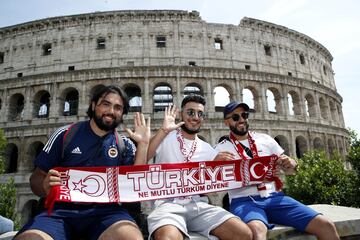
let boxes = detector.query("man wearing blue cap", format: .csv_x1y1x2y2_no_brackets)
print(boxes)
215,101,339,240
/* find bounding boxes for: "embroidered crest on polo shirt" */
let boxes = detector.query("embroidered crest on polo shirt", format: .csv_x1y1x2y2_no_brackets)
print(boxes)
71,147,82,154
108,146,118,158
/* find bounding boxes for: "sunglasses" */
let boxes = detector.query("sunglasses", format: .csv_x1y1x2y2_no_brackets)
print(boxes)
184,109,205,119
225,112,249,121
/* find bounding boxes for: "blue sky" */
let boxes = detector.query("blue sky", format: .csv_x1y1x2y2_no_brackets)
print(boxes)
1,0,359,134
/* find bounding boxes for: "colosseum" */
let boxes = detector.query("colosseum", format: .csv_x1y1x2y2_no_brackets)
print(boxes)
0,10,348,224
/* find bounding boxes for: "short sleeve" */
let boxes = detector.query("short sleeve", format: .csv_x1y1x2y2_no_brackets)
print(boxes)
34,126,68,172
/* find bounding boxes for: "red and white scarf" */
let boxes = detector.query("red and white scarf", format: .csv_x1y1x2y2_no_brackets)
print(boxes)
229,132,283,196
45,155,280,214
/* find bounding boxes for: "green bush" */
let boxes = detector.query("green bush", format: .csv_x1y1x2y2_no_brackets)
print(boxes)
0,128,20,229
284,150,360,207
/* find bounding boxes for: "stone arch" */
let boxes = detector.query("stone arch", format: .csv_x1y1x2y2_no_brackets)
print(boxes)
295,135,308,158
60,87,79,116
288,90,301,115
266,87,282,114
124,84,142,112
213,85,231,112
8,93,25,121
274,135,289,156
27,141,45,171
327,138,335,156
242,86,258,111
319,97,328,119
313,137,324,151
4,143,18,173
153,83,173,112
21,199,39,226
34,90,51,118
329,100,337,123
304,93,316,117
338,139,344,155
183,82,203,97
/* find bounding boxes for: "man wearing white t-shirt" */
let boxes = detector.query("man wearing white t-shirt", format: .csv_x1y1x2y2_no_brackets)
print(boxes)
215,101,339,240
147,95,252,240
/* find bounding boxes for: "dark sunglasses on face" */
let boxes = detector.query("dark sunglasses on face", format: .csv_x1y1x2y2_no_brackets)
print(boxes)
185,109,205,119
225,112,249,121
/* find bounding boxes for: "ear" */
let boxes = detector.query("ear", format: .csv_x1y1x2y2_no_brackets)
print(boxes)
224,119,230,127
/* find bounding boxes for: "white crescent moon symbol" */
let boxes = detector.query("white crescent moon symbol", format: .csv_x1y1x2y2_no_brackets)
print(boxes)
83,174,106,197
250,162,264,179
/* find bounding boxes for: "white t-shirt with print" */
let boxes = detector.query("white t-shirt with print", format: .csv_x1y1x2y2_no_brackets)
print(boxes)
215,132,284,200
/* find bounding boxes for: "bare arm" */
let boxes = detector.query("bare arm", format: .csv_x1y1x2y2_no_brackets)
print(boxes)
147,106,184,161
125,112,151,165
30,167,61,197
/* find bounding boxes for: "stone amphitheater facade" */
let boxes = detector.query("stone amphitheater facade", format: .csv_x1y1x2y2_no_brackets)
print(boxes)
0,10,348,224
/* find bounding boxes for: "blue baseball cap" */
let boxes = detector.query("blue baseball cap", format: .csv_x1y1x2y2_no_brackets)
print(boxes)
223,101,250,118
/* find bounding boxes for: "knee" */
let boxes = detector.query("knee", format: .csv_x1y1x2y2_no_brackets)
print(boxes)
248,221,267,239
14,230,52,240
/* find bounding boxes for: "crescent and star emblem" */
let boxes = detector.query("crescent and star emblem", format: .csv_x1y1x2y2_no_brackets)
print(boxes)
72,174,106,197
249,162,269,179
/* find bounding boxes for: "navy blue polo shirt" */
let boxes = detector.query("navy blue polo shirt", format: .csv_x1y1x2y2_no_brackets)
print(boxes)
35,121,136,172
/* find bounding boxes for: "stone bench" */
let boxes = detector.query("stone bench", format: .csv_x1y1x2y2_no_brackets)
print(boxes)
2,204,360,240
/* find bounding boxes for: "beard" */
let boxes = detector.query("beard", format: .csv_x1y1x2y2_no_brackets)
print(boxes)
181,124,201,135
93,113,122,132
230,122,249,136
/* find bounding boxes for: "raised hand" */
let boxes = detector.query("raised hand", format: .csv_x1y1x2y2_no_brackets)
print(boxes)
162,105,184,133
125,112,151,146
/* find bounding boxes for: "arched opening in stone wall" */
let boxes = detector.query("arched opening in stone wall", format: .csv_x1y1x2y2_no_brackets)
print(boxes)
313,137,324,151
295,135,307,158
266,89,276,113
61,88,79,116
153,83,173,112
21,199,39,226
214,86,230,112
34,90,50,118
329,100,337,123
288,91,301,116
8,93,24,121
125,84,142,112
287,93,294,115
338,139,344,155
28,141,44,171
274,135,289,156
319,97,328,120
327,138,335,156
304,94,316,117
183,83,203,97
242,88,255,111
4,143,18,173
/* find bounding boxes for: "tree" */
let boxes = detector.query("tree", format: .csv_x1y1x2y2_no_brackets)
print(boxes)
285,150,360,208
347,128,360,175
0,128,20,229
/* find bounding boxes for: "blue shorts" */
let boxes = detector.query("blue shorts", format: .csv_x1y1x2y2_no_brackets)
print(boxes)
230,192,320,231
17,203,136,240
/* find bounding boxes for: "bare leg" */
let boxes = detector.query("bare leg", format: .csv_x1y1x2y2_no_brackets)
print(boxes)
153,225,184,240
14,229,54,240
247,220,267,240
210,217,252,240
305,215,339,240
99,220,143,240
